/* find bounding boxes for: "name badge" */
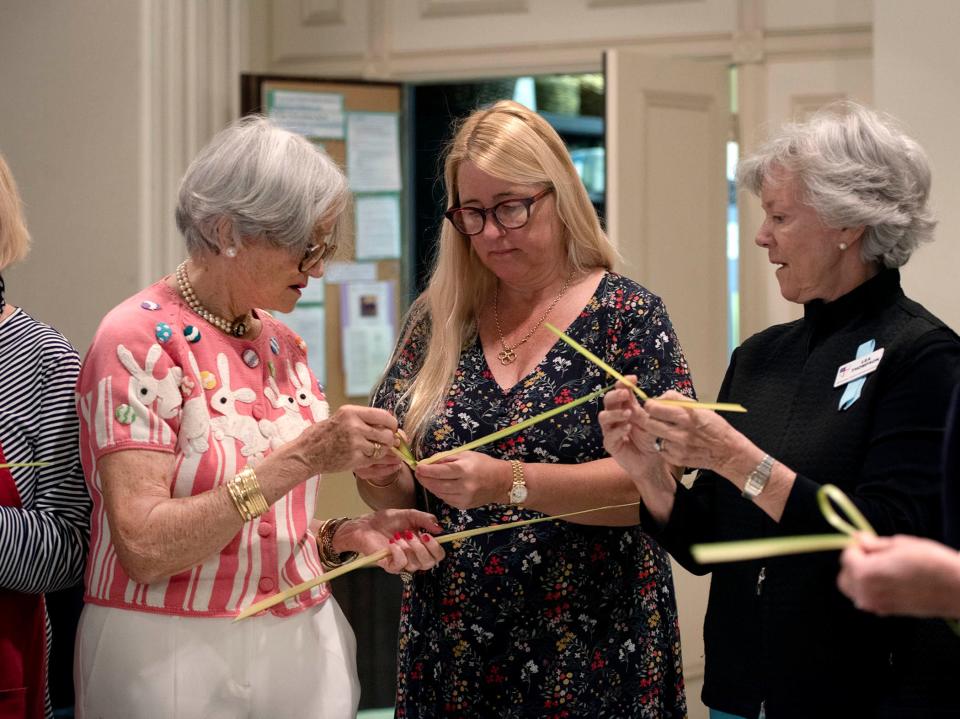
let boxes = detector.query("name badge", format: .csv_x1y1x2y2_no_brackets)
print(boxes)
834,347,884,388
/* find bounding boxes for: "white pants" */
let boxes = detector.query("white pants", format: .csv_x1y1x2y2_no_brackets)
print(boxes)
75,599,359,719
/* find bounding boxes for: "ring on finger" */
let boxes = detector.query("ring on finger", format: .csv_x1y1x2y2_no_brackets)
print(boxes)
654,437,665,453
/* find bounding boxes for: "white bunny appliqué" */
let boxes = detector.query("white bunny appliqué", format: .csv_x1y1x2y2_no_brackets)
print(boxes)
116,343,183,421
259,375,310,450
177,350,211,456
288,361,329,422
209,353,270,458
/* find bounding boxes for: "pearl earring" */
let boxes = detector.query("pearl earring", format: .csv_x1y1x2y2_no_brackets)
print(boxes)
838,242,848,251
224,246,238,258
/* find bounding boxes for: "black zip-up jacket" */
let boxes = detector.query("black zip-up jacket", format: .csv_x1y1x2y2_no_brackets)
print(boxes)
642,269,960,718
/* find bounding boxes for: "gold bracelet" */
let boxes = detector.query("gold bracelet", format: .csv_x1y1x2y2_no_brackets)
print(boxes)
226,479,251,521
316,517,359,568
226,466,269,522
238,466,270,516
357,469,401,489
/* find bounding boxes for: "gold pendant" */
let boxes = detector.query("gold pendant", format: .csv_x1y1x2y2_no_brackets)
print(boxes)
498,347,517,365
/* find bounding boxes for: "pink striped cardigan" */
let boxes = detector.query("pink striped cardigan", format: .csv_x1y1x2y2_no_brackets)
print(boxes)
76,280,331,617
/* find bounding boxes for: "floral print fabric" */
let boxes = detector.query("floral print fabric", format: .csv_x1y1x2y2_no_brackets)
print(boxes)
373,273,691,718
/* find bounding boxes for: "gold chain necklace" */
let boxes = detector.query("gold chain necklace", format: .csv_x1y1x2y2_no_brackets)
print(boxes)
493,272,574,366
175,261,250,338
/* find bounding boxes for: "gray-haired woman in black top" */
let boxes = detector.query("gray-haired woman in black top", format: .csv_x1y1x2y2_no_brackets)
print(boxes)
600,102,960,719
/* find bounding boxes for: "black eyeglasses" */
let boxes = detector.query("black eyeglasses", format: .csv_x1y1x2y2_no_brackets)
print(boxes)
444,187,553,236
298,239,337,273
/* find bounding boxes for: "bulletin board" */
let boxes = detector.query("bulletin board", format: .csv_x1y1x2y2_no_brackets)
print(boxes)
241,74,406,520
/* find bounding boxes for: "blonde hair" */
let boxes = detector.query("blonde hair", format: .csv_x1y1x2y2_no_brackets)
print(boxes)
398,100,617,449
0,152,31,271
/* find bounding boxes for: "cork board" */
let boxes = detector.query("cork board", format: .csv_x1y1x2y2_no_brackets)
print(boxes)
242,75,405,519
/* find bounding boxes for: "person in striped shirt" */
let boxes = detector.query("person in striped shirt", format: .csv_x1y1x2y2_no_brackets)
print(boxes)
0,151,91,719
74,117,444,719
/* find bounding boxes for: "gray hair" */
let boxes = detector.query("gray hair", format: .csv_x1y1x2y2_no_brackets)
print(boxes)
175,115,348,257
737,101,935,268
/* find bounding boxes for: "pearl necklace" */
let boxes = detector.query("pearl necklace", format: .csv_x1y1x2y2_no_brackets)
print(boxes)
175,261,250,338
493,271,574,366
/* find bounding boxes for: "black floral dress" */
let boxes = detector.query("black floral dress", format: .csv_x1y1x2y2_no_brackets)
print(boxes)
372,273,692,718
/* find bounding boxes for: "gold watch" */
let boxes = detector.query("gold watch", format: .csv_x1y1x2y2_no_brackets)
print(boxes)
508,460,527,505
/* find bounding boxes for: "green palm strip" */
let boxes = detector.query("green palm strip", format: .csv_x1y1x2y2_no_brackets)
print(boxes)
692,484,960,634
396,322,745,469
543,323,747,413
235,500,641,621
417,383,615,466
691,533,852,563
692,484,872,564
391,435,418,469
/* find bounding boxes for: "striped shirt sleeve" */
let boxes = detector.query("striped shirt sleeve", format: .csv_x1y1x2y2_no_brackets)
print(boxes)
0,311,91,593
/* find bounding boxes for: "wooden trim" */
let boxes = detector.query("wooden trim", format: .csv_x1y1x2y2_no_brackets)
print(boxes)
589,0,696,6
263,25,871,82
419,0,530,18
300,0,346,26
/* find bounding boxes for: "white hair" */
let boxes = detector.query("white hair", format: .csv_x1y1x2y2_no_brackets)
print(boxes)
737,101,935,268
175,115,348,257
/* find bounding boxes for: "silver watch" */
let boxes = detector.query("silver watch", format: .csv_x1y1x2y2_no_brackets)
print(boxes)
742,454,775,500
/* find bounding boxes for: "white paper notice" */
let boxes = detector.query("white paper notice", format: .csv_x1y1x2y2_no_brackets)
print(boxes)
323,261,378,284
299,277,325,304
343,325,394,397
341,280,396,396
268,90,345,139
355,194,401,259
346,112,401,192
273,305,326,386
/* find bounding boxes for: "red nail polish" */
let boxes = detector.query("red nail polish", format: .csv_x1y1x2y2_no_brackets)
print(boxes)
421,534,431,542
404,530,414,540
389,538,395,544
393,531,403,540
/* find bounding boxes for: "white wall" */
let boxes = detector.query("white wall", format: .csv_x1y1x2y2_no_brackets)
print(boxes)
0,0,246,354
0,0,144,352
874,0,960,333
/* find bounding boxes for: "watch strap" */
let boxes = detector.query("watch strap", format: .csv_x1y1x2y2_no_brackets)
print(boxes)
742,454,775,500
508,460,527,505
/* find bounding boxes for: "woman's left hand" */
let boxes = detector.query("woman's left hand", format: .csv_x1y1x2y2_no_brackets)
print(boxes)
414,451,511,510
335,509,446,574
639,390,745,474
837,533,960,617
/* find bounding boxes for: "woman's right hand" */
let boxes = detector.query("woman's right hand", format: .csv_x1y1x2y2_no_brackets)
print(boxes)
334,509,446,574
599,377,661,478
599,376,680,525
298,405,402,474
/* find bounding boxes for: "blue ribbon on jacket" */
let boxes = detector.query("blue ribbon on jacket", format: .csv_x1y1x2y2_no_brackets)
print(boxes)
838,339,875,411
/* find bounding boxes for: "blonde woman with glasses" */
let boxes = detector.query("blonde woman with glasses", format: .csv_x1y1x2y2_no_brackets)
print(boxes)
357,100,693,717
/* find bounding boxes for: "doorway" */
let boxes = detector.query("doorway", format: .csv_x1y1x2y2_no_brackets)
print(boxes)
406,73,606,296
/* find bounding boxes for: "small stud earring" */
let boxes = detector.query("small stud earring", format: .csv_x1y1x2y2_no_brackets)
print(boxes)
838,242,848,251
224,246,238,258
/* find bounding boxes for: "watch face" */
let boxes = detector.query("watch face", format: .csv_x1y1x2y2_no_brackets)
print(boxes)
509,484,528,504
